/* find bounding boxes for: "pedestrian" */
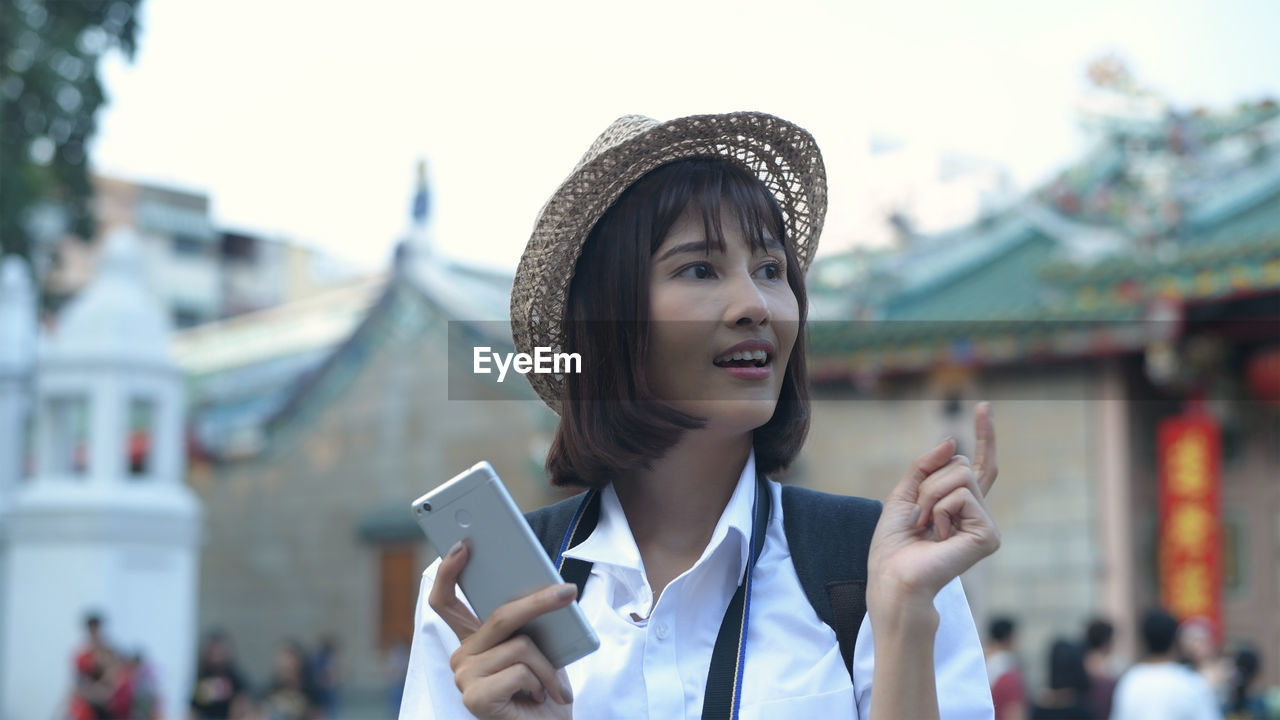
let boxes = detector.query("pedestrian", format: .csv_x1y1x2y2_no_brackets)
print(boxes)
1030,639,1095,719
399,111,1003,718
1224,646,1267,720
1083,618,1118,719
308,636,340,719
189,630,250,720
382,640,410,719
124,651,161,720
68,611,126,720
1179,616,1232,708
260,640,323,720
1110,609,1222,720
986,616,1028,720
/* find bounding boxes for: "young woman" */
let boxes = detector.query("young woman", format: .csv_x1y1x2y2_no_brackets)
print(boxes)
400,112,1001,719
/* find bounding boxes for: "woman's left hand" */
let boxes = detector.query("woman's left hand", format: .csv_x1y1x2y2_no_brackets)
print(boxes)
867,402,1002,608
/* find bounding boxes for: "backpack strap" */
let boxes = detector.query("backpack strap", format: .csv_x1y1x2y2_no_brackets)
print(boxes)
781,486,882,676
525,493,592,599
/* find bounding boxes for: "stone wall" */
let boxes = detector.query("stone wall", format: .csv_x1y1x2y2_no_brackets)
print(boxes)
803,363,1107,690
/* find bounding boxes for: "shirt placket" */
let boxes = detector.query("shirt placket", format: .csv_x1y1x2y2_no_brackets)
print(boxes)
641,576,687,720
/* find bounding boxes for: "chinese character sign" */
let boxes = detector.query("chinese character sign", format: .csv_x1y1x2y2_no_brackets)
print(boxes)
1157,413,1222,640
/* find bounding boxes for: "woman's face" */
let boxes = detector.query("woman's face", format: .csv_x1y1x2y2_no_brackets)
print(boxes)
274,645,302,681
647,203,799,435
1179,622,1215,662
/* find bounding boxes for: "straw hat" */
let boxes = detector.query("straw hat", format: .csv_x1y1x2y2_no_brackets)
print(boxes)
510,111,828,412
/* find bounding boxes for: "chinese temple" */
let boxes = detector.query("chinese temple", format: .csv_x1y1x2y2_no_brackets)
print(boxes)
804,61,1279,684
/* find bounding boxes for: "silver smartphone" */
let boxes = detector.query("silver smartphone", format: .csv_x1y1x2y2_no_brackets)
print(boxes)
411,461,600,668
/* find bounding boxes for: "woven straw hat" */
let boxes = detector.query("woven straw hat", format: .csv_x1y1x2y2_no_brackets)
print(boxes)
510,111,828,412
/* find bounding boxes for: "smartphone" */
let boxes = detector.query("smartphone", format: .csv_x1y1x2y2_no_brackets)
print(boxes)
411,461,600,668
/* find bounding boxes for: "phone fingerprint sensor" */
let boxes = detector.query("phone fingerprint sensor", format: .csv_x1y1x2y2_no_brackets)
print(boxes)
455,509,473,528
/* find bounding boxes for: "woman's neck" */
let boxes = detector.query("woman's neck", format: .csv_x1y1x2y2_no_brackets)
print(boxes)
612,430,753,599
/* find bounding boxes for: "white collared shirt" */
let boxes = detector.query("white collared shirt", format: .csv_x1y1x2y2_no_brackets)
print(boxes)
400,451,994,719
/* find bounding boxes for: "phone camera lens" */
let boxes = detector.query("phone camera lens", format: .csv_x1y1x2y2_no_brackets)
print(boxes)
421,501,432,512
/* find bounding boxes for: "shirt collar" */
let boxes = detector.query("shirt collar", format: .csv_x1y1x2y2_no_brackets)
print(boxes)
561,449,759,581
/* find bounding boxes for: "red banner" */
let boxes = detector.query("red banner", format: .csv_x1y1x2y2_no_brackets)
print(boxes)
1157,412,1223,642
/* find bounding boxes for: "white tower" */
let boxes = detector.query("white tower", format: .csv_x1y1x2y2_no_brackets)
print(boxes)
0,230,203,720
0,256,39,720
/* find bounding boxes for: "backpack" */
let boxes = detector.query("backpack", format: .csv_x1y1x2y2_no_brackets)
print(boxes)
525,484,882,678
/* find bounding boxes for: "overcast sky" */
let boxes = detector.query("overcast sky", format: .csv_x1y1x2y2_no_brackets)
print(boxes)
90,0,1280,273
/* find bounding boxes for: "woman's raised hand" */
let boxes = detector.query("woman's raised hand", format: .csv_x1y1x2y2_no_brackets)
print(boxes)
428,542,576,720
867,402,1001,609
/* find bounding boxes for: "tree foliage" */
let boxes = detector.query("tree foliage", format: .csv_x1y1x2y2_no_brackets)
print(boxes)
1,0,142,265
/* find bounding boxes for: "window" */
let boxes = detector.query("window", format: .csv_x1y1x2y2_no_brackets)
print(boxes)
45,394,89,476
127,397,156,479
173,307,203,329
172,234,206,258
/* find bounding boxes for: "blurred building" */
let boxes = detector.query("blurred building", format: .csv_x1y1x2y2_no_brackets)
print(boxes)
174,273,387,461
184,171,567,695
43,175,356,328
806,88,1280,688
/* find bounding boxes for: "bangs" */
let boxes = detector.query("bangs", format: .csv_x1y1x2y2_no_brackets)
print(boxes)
641,159,789,259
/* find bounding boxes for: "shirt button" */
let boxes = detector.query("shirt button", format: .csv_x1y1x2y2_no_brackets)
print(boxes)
655,622,669,640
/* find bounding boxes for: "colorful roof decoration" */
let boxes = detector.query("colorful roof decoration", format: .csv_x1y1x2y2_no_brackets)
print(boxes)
808,88,1280,380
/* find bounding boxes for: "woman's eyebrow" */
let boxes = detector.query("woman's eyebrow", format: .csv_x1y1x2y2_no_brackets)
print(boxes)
655,241,713,263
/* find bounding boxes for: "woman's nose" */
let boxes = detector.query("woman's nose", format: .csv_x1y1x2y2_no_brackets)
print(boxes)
723,273,770,327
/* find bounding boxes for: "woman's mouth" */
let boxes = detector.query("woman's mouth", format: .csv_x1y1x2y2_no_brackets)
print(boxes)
713,349,772,379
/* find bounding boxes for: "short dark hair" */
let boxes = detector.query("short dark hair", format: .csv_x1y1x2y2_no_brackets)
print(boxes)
1047,639,1091,694
1140,609,1180,656
1085,618,1114,651
546,157,810,487
989,616,1016,643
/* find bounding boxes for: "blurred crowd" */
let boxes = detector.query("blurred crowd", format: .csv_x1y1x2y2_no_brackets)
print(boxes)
186,632,340,720
987,610,1278,720
64,614,358,720
67,614,161,720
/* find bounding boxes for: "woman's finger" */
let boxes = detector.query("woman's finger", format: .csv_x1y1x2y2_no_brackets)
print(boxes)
887,436,957,507
460,663,545,717
972,402,998,496
428,541,482,642
931,486,1001,559
913,455,980,530
462,582,579,657
456,633,572,705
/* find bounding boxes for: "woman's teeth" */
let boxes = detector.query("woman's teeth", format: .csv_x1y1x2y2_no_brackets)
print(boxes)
714,349,769,367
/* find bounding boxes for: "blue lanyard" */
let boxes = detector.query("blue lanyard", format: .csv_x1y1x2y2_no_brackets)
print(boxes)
554,472,771,719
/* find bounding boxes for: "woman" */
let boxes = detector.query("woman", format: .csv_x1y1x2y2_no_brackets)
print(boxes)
1178,616,1231,709
260,641,323,720
189,631,250,720
1030,639,1095,719
401,112,1001,719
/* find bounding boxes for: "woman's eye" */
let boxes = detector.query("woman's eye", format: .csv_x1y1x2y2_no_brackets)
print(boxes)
678,263,714,279
757,262,783,280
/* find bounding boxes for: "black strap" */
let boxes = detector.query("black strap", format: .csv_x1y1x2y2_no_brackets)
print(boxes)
553,488,599,601
552,474,771,720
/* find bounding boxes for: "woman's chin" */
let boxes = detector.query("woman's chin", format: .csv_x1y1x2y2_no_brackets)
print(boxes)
680,398,780,435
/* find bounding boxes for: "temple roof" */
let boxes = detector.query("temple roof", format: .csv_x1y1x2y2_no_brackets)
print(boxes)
808,96,1280,378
